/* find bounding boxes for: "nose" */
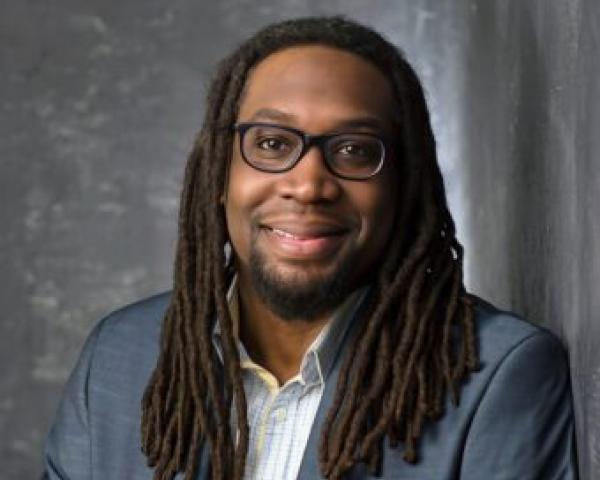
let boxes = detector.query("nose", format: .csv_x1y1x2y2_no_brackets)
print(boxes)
276,145,342,204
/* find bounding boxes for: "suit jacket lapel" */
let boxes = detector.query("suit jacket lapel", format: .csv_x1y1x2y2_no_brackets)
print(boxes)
296,294,371,480
296,353,343,479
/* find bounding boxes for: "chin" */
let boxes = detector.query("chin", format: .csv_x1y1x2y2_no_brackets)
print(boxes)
248,245,359,321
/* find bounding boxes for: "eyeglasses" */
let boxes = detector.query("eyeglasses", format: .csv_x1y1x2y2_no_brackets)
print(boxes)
233,122,387,180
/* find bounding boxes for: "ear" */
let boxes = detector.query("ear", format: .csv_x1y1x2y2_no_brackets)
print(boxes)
224,241,233,267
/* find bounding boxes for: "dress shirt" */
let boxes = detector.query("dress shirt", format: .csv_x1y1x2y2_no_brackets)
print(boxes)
211,277,368,480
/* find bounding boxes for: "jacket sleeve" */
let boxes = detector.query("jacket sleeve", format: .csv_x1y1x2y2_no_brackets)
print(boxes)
41,322,104,480
460,331,578,479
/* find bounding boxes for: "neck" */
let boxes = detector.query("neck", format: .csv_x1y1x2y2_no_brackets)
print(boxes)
236,275,332,385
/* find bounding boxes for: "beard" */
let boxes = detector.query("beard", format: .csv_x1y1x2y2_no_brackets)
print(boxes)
247,235,359,322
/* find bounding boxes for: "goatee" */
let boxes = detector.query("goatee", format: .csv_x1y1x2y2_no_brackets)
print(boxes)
248,241,357,321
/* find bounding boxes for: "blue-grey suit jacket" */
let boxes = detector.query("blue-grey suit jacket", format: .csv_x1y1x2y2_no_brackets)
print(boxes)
42,293,578,479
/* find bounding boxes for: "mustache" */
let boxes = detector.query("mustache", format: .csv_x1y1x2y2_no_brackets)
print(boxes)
251,205,357,228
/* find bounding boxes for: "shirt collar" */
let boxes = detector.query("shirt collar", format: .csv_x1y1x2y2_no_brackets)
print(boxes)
212,275,369,386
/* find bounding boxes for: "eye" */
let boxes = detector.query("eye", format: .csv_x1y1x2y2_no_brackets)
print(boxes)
337,143,369,156
256,136,291,152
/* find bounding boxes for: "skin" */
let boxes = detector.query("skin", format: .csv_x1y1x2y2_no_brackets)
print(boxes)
225,45,399,384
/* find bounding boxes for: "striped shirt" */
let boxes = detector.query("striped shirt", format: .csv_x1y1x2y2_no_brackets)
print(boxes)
212,277,367,480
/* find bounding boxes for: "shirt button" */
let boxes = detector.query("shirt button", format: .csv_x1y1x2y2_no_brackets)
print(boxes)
273,407,286,423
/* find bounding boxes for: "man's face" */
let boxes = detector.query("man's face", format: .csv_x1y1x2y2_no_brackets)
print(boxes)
225,45,398,320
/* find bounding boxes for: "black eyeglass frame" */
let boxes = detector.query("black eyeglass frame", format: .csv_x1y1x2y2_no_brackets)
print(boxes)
233,122,388,181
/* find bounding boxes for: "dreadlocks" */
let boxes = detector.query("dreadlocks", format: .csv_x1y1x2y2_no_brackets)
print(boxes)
141,16,479,480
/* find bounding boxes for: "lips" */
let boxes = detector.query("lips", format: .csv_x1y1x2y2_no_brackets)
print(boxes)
259,219,350,259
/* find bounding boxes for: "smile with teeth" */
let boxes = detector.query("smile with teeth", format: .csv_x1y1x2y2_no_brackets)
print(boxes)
270,227,323,240
262,225,346,258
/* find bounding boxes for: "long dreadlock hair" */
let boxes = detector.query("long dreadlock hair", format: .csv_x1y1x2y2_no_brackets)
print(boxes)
141,16,479,480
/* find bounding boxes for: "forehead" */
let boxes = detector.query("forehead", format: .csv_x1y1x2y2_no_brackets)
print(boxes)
237,45,396,130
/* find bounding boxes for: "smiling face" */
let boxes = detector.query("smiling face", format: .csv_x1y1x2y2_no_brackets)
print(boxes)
225,45,399,320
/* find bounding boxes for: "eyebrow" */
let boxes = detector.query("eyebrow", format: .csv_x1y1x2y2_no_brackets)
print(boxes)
248,108,391,133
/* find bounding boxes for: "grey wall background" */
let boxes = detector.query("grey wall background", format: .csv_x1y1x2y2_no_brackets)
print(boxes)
1,0,597,478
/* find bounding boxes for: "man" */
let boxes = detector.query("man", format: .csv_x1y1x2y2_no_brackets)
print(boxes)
43,16,577,480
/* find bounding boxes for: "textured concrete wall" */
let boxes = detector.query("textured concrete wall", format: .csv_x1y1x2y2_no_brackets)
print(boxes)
460,2,599,478
1,0,597,478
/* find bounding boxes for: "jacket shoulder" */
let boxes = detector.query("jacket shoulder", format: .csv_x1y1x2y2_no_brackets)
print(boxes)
86,292,172,402
370,297,574,479
43,292,173,479
471,295,566,368
95,291,171,345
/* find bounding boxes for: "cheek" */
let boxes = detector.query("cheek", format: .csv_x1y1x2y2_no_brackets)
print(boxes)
352,175,398,259
224,158,272,260
359,182,396,233
224,160,247,258
226,159,271,217
224,200,245,256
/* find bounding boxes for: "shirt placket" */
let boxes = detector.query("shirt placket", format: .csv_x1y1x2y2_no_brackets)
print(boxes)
255,382,301,480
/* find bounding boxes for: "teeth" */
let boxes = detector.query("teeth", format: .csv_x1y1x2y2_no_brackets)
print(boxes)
272,228,300,239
